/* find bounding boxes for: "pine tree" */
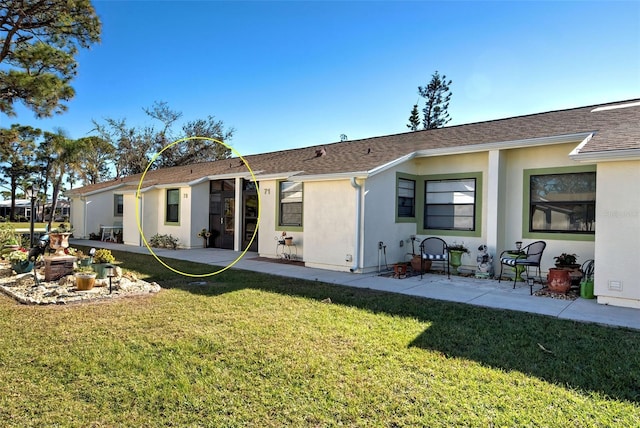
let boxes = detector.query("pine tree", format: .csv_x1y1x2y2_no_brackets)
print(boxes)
407,103,421,131
418,71,452,129
0,0,101,117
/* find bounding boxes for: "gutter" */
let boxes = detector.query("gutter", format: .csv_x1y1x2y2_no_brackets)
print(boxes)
350,177,363,273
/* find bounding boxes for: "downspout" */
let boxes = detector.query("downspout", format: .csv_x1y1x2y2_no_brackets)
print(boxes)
350,177,362,272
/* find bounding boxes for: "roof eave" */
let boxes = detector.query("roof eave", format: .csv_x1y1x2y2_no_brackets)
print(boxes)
569,148,640,163
290,171,370,182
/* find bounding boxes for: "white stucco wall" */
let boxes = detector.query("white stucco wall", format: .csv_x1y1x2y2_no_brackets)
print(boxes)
594,161,640,308
362,170,416,273
190,181,210,248
122,193,139,246
303,180,356,271
147,187,192,248
72,192,120,239
257,179,278,257
141,190,158,246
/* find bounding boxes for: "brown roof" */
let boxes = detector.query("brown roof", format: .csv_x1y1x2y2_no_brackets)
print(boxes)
70,98,640,195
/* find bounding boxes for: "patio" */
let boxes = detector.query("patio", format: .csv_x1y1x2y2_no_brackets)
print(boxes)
70,239,640,331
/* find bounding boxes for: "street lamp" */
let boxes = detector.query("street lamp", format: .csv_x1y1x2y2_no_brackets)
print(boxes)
26,184,38,247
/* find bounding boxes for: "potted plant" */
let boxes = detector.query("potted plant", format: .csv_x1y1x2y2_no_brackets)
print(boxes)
554,253,579,268
75,266,97,291
8,248,33,274
73,249,92,267
92,249,115,279
447,243,469,273
393,261,408,278
49,223,73,257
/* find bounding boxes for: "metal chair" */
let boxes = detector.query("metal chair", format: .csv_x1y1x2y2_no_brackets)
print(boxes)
419,237,450,279
498,240,546,294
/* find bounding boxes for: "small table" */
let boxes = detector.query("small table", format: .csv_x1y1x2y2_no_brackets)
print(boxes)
506,251,526,282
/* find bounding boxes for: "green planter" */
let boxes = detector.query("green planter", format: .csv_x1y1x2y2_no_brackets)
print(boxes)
12,260,34,274
92,263,110,279
448,250,465,273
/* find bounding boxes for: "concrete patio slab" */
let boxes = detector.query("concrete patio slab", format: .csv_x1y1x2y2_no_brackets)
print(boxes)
71,240,640,331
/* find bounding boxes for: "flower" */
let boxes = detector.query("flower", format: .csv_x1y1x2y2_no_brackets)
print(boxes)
197,228,212,238
93,249,115,264
447,243,469,253
8,249,29,262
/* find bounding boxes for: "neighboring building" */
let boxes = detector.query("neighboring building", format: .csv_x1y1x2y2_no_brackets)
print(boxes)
68,99,640,309
0,199,69,222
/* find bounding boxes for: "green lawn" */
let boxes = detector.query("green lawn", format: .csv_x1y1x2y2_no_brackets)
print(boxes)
0,249,639,426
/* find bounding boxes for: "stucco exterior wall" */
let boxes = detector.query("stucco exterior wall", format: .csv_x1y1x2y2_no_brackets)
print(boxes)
72,192,119,239
362,169,416,272
147,187,192,248
141,190,158,246
409,152,489,271
303,180,355,271
594,161,640,308
504,142,595,273
190,181,210,249
122,193,139,246
257,179,278,257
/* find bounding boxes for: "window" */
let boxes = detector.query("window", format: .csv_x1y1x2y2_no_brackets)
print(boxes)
279,181,303,227
425,178,476,230
165,189,179,223
114,194,123,217
397,178,415,217
529,171,595,233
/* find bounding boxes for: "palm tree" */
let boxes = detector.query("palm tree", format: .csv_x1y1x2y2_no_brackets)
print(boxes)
42,129,84,230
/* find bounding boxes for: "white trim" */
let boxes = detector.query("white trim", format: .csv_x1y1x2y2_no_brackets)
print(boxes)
569,148,640,162
591,101,640,112
568,133,594,158
368,152,417,176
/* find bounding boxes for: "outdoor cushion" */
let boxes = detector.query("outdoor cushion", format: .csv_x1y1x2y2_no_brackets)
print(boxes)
423,253,448,260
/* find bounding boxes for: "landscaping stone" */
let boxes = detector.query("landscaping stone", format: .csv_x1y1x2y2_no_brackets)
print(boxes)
0,263,161,305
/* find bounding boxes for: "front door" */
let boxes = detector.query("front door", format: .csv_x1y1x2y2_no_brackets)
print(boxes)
209,180,235,249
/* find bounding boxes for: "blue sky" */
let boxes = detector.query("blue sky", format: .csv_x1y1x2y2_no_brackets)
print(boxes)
3,0,640,156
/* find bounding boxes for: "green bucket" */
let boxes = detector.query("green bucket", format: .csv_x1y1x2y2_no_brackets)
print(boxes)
580,279,595,299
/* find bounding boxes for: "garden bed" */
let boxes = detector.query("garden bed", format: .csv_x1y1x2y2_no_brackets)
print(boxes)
0,263,161,305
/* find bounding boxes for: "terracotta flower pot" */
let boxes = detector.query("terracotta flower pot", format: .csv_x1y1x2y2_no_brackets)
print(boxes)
411,255,432,272
547,268,571,293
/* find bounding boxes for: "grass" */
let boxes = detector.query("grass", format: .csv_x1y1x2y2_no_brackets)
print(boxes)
0,247,639,426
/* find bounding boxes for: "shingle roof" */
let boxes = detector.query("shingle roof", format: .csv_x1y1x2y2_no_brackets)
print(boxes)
70,98,640,195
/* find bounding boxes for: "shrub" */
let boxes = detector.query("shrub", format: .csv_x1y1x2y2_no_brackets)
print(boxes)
93,249,115,264
149,234,179,250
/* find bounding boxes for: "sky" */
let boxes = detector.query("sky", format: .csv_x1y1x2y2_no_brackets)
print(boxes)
2,0,640,157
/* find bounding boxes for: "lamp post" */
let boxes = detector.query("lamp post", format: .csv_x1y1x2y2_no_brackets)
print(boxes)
26,184,38,248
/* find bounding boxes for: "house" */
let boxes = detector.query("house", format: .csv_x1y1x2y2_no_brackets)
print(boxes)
68,99,640,309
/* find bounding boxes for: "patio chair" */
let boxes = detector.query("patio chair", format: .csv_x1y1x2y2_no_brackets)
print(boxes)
418,237,450,279
498,240,547,294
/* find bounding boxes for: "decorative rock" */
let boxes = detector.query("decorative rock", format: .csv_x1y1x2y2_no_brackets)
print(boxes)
0,262,161,305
